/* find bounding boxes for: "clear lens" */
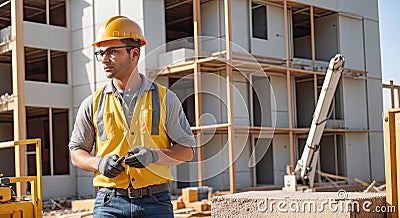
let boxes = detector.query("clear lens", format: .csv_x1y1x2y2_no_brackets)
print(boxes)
94,46,133,62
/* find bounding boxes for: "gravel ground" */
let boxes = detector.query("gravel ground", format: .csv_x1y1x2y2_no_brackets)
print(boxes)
42,195,94,217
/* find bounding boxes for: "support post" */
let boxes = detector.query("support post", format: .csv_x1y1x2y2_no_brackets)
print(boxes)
224,0,236,193
383,110,399,218
11,0,27,196
193,0,204,187
283,0,294,167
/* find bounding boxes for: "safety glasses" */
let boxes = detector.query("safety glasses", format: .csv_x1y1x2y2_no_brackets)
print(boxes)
94,46,134,62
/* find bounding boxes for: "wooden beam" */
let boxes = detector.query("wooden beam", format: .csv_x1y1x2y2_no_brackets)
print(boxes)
283,0,295,167
397,88,400,108
310,6,315,68
224,0,236,194
193,0,204,187
11,0,27,196
383,110,399,217
395,112,400,215
390,80,395,108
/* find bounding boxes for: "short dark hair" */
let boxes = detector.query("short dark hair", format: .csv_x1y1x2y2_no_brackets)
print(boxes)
121,38,140,54
121,38,140,47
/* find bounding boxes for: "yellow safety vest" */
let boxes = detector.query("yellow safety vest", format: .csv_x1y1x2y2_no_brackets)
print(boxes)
92,82,173,188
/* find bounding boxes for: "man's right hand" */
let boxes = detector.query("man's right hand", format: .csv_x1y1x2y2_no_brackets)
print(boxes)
96,154,125,178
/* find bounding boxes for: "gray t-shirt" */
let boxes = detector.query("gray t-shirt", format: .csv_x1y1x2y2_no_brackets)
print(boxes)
69,74,195,153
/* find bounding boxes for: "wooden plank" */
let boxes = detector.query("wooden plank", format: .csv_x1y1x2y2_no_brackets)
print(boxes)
383,111,398,218
390,80,395,108
395,112,400,216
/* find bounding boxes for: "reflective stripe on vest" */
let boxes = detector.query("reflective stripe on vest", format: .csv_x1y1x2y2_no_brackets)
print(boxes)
92,82,173,189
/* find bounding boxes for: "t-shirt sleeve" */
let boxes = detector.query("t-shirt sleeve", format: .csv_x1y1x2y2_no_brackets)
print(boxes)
68,95,95,153
165,90,196,152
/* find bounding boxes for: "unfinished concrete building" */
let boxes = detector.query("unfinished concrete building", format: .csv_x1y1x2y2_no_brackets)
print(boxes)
0,0,384,198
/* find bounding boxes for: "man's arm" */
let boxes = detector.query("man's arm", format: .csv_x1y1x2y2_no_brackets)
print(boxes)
71,149,101,172
164,90,195,163
69,95,97,171
155,143,194,165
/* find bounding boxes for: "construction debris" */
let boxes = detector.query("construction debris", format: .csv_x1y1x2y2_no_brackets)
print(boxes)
42,196,94,218
43,209,92,218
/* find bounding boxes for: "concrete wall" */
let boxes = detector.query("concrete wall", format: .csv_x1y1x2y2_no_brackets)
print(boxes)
231,0,250,52
338,15,364,71
201,73,224,125
200,72,250,126
315,13,338,62
199,0,249,53
201,0,224,53
368,132,385,181
42,175,77,199
142,0,165,73
24,82,72,108
24,22,70,51
252,75,272,127
295,77,314,128
363,19,382,79
201,133,253,190
233,73,250,126
233,134,252,189
204,134,229,191
272,135,290,185
366,78,384,181
342,78,367,129
345,133,370,182
270,76,288,128
251,4,285,58
292,0,379,21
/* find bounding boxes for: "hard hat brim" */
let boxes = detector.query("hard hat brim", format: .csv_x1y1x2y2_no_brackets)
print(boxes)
92,37,146,47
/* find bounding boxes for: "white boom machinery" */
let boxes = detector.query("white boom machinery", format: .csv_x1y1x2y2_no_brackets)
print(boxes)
283,54,345,191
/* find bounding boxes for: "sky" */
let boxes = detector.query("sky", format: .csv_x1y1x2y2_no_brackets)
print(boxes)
379,0,400,109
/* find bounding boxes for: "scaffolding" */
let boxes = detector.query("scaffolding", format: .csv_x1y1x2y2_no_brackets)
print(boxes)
157,0,371,193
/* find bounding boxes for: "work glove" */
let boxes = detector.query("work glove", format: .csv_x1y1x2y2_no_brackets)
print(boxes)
97,154,125,178
124,146,159,168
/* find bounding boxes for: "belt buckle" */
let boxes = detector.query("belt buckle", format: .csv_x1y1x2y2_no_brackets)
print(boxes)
128,187,142,198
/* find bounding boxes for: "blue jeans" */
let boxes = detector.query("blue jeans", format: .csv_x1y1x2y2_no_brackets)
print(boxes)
93,190,173,217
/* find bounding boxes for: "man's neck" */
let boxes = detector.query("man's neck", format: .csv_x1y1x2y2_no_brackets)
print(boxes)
113,72,142,91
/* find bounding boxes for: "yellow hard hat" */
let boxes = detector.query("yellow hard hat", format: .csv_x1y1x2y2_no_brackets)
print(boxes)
92,16,146,47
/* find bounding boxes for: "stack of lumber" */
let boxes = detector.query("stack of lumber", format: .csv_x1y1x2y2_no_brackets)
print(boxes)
173,187,216,218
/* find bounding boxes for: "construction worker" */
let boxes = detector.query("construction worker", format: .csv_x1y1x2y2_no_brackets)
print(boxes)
69,16,195,217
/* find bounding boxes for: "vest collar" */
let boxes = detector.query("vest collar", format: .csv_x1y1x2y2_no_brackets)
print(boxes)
102,74,156,97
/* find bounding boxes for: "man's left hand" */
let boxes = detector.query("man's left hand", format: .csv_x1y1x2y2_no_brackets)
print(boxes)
124,146,159,168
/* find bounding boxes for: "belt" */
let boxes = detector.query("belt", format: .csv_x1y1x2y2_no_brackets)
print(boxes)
99,183,170,198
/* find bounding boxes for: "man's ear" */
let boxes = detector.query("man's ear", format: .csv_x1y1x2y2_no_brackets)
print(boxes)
131,48,140,60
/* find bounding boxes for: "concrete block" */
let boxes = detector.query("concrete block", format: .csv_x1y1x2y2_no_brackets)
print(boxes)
212,191,386,217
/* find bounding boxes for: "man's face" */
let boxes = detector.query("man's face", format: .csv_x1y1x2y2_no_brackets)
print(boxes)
97,40,139,80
